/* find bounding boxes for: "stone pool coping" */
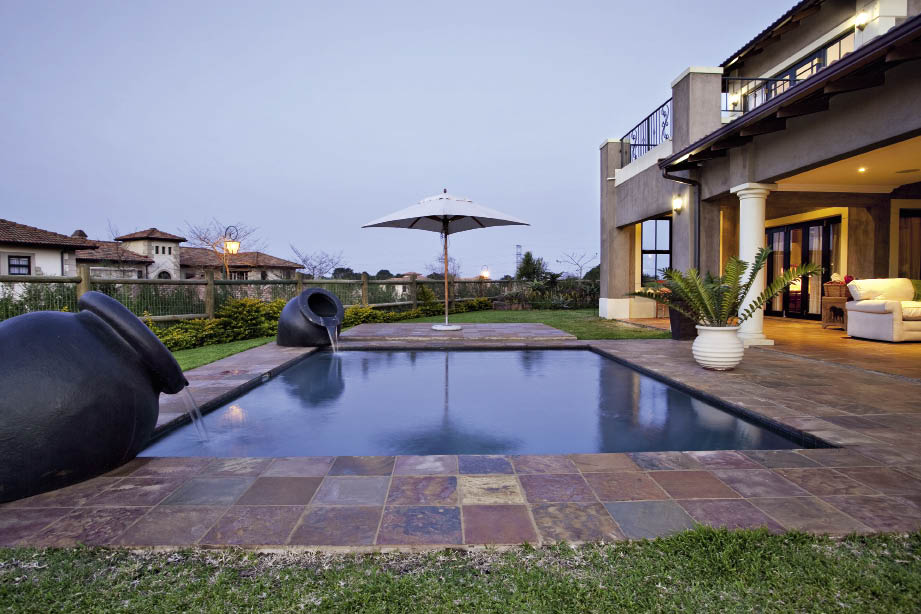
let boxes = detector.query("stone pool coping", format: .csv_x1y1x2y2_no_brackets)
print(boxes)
2,328,920,549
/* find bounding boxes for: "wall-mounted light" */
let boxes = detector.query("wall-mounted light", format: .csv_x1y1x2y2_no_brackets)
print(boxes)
728,93,741,108
857,167,867,173
855,11,870,30
672,196,684,212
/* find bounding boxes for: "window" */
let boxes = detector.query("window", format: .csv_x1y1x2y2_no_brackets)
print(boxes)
260,271,268,280
8,256,30,275
155,245,160,254
168,246,172,255
825,31,854,66
156,271,171,279
230,271,248,280
641,218,671,283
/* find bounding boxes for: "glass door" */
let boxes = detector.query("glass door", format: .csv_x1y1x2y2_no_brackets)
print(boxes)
765,229,786,316
764,216,839,320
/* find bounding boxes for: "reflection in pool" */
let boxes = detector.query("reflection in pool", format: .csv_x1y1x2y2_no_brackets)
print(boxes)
143,350,810,457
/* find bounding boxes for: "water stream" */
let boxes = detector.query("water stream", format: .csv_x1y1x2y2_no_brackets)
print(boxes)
326,324,339,352
182,388,209,441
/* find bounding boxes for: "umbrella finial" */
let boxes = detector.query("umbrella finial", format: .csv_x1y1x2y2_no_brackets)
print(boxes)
443,188,447,193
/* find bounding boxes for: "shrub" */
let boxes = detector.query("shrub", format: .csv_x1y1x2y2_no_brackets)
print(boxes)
216,298,275,340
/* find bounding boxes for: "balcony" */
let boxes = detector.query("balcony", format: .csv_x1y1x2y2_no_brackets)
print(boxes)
620,98,672,167
721,76,795,122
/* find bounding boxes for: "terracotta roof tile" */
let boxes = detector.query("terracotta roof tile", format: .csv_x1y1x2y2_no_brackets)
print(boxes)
0,219,98,249
114,228,187,242
76,241,153,264
179,246,301,269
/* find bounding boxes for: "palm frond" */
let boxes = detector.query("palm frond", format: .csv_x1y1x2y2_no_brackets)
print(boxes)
738,262,823,323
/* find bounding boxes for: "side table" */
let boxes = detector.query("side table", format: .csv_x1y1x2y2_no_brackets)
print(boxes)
821,295,848,329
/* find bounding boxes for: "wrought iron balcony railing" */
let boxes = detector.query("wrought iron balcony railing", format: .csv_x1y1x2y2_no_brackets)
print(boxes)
721,76,793,121
620,98,671,167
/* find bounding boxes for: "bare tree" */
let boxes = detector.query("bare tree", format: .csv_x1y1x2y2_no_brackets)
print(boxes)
184,219,263,278
290,246,346,279
426,252,461,279
556,251,598,279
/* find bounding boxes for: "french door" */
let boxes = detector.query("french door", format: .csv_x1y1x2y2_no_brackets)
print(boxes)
764,217,840,319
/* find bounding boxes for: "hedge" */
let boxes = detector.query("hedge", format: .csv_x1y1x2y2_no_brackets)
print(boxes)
148,296,492,351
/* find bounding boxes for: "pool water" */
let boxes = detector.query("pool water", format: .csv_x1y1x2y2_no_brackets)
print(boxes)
143,350,810,457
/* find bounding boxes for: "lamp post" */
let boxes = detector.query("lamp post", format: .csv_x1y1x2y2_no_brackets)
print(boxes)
221,226,240,278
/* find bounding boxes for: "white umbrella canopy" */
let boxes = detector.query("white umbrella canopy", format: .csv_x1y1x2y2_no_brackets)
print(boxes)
362,190,529,331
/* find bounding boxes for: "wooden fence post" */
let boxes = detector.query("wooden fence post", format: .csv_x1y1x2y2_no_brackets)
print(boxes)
410,273,418,308
295,272,304,295
205,269,215,319
76,264,91,299
361,272,369,307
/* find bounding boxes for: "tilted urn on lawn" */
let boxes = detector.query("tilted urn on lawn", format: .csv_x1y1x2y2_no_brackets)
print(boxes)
0,291,187,503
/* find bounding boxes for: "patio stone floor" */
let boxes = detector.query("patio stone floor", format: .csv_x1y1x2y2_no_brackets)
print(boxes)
3,324,921,550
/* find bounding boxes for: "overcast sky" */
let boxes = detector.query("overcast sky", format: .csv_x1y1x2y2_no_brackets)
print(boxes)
0,0,792,277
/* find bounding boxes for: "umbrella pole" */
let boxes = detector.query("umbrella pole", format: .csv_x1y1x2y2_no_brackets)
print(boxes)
443,225,449,326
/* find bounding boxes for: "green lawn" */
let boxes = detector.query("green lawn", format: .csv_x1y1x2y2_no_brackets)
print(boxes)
170,336,275,371
2,529,919,613
403,308,670,340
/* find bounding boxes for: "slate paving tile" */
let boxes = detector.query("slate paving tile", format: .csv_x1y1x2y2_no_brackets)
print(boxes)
263,457,335,477
29,507,149,546
312,477,390,505
518,474,596,503
687,451,763,469
203,458,272,477
821,416,886,430
130,457,212,477
289,506,382,546
512,455,578,474
795,448,881,467
6,477,123,508
86,477,185,507
329,456,395,476
104,457,152,477
159,477,254,506
569,454,640,473
749,497,871,535
463,505,538,544
235,477,322,506
387,477,457,506
836,467,921,495
459,476,523,505
604,501,696,539
712,470,809,498
898,466,921,480
201,505,304,545
821,495,921,532
678,499,784,532
530,503,623,543
899,494,921,510
741,450,820,468
116,506,227,546
0,508,69,546
650,471,740,499
457,455,514,475
393,455,458,476
774,468,880,496
627,452,703,471
377,506,462,545
851,446,921,466
583,472,668,502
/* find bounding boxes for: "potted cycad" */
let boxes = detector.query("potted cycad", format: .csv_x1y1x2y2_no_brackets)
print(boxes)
630,248,821,370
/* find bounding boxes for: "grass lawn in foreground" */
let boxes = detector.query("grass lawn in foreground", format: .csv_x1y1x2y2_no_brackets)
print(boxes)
403,308,670,340
170,336,275,371
1,529,919,613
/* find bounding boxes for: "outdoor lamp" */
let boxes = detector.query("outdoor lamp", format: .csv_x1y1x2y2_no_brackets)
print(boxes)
672,196,684,212
728,93,741,107
480,265,490,279
855,11,870,29
223,225,241,254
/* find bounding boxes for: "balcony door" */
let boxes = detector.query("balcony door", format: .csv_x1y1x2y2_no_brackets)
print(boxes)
765,217,839,319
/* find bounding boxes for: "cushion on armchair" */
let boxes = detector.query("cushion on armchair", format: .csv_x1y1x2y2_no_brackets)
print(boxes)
847,278,914,301
902,301,921,320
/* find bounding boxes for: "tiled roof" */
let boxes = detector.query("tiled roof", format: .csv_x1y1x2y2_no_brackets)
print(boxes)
0,219,98,249
721,0,822,68
179,247,301,269
114,228,187,242
76,241,153,264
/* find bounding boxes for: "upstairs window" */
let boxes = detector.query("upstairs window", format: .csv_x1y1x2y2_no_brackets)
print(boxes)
8,256,30,275
155,245,160,254
641,218,671,284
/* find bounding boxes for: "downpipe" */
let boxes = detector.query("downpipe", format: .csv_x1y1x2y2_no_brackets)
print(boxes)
662,168,701,270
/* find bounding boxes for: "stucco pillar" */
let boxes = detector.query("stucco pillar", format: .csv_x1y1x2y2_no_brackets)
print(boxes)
730,183,776,346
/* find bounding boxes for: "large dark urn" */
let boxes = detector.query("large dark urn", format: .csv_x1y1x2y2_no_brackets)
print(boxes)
0,291,187,503
277,288,345,347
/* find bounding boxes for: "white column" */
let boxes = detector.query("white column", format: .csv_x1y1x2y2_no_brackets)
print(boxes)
730,182,776,347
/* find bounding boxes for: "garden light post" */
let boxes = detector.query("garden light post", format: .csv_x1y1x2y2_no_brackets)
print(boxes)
221,225,240,279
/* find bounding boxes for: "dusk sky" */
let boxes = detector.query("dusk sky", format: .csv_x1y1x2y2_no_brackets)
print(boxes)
1,1,792,278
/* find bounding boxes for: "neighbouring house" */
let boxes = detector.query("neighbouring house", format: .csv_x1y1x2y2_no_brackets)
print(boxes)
179,247,300,280
0,219,97,277
599,1,921,346
110,228,186,279
72,231,153,279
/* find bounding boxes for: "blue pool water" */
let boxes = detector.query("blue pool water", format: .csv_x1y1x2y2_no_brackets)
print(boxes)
143,350,811,457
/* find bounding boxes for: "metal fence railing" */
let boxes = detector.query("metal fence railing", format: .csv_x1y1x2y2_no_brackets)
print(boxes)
621,98,672,167
0,267,599,323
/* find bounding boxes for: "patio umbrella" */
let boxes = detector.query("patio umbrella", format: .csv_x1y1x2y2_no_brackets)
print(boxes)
362,190,529,330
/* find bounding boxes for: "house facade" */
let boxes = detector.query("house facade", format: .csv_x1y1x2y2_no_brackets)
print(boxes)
0,219,97,277
599,0,921,346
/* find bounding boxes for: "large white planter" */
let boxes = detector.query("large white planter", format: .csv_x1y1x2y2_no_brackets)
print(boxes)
691,325,745,370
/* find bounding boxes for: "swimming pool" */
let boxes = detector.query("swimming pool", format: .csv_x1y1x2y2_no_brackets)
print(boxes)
143,350,815,457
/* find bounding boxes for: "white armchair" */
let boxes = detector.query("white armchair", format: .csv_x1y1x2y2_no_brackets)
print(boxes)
846,278,921,342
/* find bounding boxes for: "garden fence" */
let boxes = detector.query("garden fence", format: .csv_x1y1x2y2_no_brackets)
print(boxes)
0,266,599,323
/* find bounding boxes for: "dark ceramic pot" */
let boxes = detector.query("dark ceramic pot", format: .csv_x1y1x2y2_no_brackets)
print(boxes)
0,291,187,503
277,288,345,347
669,307,699,340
